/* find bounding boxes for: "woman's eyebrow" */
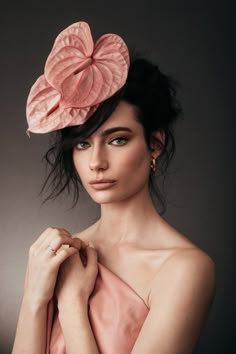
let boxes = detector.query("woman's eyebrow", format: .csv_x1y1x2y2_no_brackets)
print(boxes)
101,127,132,137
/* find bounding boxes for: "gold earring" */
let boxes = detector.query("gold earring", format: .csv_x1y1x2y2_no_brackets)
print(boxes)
150,157,156,172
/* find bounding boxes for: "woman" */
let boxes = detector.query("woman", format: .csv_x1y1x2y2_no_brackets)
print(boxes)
12,21,215,354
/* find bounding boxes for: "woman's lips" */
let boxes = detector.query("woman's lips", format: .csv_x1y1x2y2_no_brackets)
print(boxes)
89,179,116,190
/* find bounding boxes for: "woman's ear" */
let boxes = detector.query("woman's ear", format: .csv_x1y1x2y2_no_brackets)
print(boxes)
150,130,165,159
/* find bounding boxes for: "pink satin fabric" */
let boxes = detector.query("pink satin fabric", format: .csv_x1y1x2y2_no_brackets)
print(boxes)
46,263,149,353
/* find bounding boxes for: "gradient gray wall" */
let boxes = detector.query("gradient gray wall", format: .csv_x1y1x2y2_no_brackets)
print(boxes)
0,1,233,353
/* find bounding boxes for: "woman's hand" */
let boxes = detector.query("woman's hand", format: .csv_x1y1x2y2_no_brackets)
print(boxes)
55,243,98,310
23,227,82,308
55,244,99,354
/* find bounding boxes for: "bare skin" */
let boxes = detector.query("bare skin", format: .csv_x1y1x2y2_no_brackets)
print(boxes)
74,212,203,307
12,101,215,354
71,189,215,354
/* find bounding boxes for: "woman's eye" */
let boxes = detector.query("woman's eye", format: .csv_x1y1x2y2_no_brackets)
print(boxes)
110,137,128,146
75,141,90,150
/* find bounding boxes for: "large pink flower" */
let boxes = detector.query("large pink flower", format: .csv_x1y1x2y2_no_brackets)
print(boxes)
26,22,130,134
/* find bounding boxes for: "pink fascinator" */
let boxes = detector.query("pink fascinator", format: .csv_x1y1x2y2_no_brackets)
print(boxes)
26,21,130,134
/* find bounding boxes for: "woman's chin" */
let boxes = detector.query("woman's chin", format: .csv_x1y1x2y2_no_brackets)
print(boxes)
90,195,118,205
87,189,121,205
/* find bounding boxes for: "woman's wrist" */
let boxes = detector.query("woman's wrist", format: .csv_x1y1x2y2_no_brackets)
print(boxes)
58,295,88,311
58,296,89,323
21,293,49,314
58,296,99,354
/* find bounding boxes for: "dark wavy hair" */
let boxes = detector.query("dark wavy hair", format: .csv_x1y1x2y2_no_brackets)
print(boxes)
41,55,182,214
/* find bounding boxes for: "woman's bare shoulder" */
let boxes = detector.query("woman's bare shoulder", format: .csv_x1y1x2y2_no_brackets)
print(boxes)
163,247,215,279
149,246,216,307
144,218,216,305
131,247,216,354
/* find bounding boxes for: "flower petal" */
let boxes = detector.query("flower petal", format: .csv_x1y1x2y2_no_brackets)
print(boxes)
45,22,94,92
94,33,130,96
26,75,90,133
26,22,130,134
60,65,104,108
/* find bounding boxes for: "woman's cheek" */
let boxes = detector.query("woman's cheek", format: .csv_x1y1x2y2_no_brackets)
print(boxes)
73,152,84,175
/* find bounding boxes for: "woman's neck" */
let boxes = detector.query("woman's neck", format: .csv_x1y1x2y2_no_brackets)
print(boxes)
95,189,162,245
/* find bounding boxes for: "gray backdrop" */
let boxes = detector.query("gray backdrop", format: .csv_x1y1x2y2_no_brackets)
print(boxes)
0,1,234,353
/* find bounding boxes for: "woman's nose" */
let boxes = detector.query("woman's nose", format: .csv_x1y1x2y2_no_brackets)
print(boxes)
89,146,108,171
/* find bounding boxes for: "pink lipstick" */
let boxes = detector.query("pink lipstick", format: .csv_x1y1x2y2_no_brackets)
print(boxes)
89,179,116,190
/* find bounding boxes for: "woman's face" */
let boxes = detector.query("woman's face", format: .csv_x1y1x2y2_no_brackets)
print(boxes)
73,101,152,205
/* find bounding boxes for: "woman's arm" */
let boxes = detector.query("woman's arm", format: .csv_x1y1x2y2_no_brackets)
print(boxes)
55,244,99,354
58,299,99,354
131,248,216,354
12,228,82,354
12,298,48,354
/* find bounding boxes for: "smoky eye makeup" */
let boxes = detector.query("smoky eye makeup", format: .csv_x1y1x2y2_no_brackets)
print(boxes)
74,140,90,150
73,127,133,150
109,136,129,145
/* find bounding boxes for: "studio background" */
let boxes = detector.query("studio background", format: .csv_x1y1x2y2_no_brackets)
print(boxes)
0,1,233,353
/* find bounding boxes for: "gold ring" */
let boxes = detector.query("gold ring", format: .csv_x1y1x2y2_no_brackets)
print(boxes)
48,245,57,253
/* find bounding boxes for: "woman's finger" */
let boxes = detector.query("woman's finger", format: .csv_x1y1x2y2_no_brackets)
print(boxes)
52,246,78,265
86,246,98,274
31,227,72,251
42,232,82,254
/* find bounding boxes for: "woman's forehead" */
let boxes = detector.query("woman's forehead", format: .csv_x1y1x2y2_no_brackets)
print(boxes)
96,101,139,132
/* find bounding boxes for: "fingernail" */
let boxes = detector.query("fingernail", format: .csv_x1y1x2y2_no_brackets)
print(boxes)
88,241,95,248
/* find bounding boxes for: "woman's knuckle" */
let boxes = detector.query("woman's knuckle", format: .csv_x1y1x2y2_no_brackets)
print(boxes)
53,227,60,235
57,234,65,243
51,229,61,240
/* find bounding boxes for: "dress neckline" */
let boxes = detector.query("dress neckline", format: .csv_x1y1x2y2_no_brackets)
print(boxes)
98,262,149,309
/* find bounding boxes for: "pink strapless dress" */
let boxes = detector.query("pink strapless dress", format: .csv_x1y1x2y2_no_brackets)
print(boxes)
46,263,149,353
